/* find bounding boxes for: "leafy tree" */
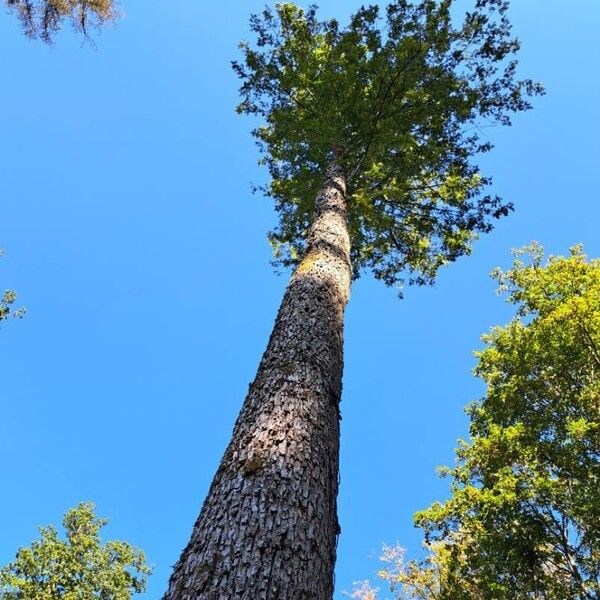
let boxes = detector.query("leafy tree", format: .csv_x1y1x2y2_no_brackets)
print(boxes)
163,2,541,598
359,245,600,599
0,250,24,322
3,0,117,42
0,502,152,600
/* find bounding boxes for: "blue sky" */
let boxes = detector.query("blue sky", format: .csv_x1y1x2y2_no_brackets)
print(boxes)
1,1,598,598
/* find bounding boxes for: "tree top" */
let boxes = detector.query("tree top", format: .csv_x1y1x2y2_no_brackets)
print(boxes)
0,502,152,599
234,0,543,291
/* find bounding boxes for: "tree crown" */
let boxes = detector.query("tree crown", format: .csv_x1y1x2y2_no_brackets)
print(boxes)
0,503,152,600
234,0,543,290
351,246,600,599
409,245,600,599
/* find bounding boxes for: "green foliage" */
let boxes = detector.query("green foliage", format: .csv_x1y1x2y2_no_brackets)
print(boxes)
0,503,152,600
0,250,24,322
386,245,599,599
4,0,117,41
354,245,599,599
234,1,543,289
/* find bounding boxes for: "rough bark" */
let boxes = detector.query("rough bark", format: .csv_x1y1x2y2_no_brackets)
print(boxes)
164,159,351,600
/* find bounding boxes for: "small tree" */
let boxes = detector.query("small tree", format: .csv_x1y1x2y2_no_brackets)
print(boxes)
0,502,152,600
3,0,117,41
363,245,600,599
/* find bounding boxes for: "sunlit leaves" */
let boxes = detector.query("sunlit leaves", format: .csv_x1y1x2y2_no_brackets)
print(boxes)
403,246,600,599
234,1,542,290
0,503,152,600
355,247,599,599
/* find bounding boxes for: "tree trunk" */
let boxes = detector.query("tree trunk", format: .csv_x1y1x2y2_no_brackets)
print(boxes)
164,159,351,600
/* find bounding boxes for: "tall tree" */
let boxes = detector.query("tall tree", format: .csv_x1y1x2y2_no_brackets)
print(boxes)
0,502,152,599
3,0,116,41
164,2,542,598
358,245,599,600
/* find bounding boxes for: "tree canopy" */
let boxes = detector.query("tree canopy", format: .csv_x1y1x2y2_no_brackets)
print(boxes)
0,503,152,600
234,0,543,290
359,245,600,599
3,0,117,41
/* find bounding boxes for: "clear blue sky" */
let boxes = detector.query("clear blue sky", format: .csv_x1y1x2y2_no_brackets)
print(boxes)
1,1,598,598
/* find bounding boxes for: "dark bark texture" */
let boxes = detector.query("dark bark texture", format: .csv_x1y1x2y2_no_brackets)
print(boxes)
163,161,351,600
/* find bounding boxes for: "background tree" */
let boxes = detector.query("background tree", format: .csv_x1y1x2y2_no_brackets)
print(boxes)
0,250,24,322
164,2,542,598
358,245,600,599
3,0,117,41
0,502,152,600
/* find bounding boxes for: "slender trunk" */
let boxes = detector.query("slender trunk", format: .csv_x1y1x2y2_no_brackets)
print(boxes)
163,159,351,600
